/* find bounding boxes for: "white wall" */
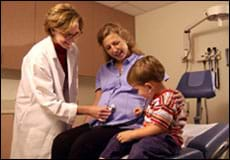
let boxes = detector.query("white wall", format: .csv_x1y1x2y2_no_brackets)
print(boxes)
135,1,229,123
1,76,96,113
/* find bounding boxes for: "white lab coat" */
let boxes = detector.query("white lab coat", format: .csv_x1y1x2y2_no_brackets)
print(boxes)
10,36,79,159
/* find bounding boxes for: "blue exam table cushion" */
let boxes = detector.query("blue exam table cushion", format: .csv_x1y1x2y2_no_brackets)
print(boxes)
121,123,229,159
170,147,204,159
187,123,229,158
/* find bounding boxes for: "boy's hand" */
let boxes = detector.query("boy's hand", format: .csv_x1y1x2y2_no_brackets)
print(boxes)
116,130,135,143
134,106,143,117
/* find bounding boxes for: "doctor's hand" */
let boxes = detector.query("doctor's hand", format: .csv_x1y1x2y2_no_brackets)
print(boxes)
88,106,112,122
77,106,111,122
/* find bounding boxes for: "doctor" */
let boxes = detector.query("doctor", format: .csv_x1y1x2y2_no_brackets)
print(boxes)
10,3,111,159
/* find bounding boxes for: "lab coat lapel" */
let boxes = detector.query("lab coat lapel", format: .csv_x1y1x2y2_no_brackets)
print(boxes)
67,47,75,93
46,37,65,90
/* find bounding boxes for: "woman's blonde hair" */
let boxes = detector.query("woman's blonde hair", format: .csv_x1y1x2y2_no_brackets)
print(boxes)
44,3,83,36
97,23,144,62
127,55,165,85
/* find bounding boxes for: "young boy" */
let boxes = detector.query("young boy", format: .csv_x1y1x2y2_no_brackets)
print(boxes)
99,55,187,159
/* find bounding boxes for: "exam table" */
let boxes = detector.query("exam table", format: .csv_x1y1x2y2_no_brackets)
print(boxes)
122,123,229,159
171,70,229,159
170,123,229,159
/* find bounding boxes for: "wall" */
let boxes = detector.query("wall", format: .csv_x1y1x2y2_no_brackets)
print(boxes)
135,1,229,123
1,1,135,76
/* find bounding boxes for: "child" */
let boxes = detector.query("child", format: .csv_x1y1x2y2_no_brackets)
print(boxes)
99,55,187,159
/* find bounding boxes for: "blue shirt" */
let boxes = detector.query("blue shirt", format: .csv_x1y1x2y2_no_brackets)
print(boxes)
91,53,169,129
91,53,146,129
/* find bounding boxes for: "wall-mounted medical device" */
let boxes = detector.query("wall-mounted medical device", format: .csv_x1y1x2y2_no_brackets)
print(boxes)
182,5,229,62
226,48,229,67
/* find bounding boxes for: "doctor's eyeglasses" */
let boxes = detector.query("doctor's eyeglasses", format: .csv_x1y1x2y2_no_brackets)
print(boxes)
54,29,82,40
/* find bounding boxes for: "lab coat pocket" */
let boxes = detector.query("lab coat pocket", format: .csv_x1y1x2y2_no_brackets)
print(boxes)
25,128,54,158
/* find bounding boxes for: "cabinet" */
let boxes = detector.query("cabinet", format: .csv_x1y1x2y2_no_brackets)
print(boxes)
1,2,134,76
1,1,35,69
91,3,135,74
1,114,14,159
73,2,96,76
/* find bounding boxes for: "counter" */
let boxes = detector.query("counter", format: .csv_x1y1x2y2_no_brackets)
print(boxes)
1,100,15,114
1,69,96,114
1,76,19,114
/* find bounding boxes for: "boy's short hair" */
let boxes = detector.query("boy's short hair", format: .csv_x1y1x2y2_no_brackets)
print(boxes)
127,55,165,85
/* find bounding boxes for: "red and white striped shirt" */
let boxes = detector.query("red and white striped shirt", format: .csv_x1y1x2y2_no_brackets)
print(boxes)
143,89,187,146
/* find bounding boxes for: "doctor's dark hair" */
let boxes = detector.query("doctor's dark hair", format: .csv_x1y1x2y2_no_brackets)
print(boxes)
97,23,144,62
44,3,83,36
127,55,165,85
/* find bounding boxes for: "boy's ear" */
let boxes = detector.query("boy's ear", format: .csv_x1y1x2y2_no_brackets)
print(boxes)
144,82,153,90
